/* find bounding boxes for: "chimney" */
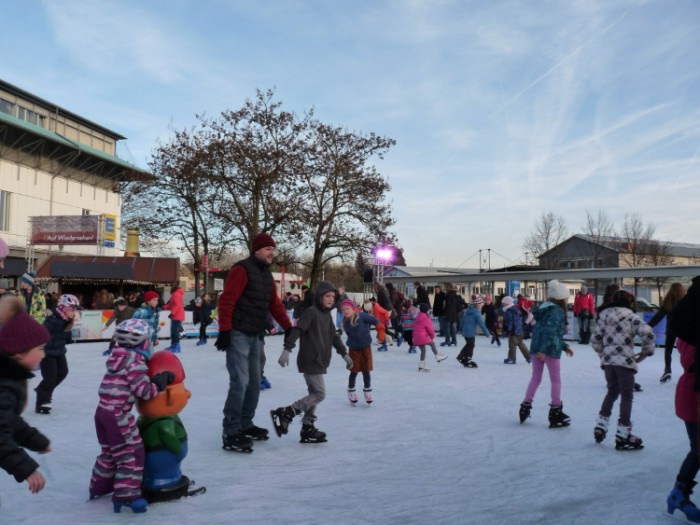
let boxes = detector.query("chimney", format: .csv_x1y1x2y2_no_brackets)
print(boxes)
124,228,140,257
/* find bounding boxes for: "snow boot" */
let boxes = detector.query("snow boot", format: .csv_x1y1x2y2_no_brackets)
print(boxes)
594,415,609,443
436,353,448,363
667,479,700,523
270,406,298,437
113,497,148,513
242,424,269,441
348,388,358,405
660,369,672,384
519,402,532,424
615,423,644,450
222,431,254,452
300,424,327,443
363,387,373,404
548,404,571,428
418,361,430,372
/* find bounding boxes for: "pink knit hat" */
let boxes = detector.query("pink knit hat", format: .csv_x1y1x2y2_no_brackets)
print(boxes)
0,309,51,356
341,299,356,310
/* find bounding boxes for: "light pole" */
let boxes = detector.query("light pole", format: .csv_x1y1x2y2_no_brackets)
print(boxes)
373,247,392,284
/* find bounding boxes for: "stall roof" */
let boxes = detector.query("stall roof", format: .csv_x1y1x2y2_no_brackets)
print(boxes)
35,256,180,284
0,257,28,277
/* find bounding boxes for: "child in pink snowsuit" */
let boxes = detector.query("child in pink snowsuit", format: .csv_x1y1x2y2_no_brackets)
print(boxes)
89,319,173,514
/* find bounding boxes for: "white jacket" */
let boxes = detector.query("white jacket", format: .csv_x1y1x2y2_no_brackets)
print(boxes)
591,307,655,370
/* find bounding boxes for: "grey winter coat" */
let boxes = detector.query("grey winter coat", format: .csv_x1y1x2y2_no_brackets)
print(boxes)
284,281,348,374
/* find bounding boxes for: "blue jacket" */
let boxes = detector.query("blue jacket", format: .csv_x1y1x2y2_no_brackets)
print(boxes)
343,312,379,349
133,304,161,342
459,306,489,338
530,301,568,359
502,306,523,336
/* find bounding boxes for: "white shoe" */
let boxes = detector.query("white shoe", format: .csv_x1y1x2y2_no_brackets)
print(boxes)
436,353,448,362
418,361,430,372
363,388,373,404
348,388,358,404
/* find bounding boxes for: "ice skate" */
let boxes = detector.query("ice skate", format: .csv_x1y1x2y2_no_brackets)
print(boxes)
260,376,272,390
548,403,571,428
660,370,672,383
377,343,388,352
348,388,358,405
667,479,700,522
436,353,448,363
408,346,417,354
35,403,52,415
503,358,516,365
300,424,327,443
461,357,478,368
519,401,531,424
363,387,373,404
594,415,609,443
633,382,643,392
418,360,430,372
242,424,269,441
615,423,644,450
270,406,298,437
222,431,254,452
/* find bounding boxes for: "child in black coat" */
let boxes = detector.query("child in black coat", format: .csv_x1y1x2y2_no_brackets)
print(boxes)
0,297,52,493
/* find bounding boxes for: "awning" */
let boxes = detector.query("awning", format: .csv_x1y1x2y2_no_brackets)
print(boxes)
35,256,180,284
0,257,28,277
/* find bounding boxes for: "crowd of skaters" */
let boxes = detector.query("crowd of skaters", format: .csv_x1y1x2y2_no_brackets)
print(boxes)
3,229,700,522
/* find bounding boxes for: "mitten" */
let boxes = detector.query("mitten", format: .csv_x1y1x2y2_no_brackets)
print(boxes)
151,371,175,392
215,330,231,351
343,354,354,370
278,349,291,367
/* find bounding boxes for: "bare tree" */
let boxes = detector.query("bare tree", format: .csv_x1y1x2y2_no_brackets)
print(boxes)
619,213,657,296
121,126,234,296
296,121,395,286
523,212,568,269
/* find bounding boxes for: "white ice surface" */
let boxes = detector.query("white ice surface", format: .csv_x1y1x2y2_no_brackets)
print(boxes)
0,334,687,525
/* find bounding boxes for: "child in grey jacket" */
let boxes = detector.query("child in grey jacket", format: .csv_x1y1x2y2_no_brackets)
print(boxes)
271,281,353,443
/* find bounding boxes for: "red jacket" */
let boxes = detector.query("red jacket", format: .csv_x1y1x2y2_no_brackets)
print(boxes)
573,292,595,317
217,266,291,333
676,339,697,422
163,288,185,321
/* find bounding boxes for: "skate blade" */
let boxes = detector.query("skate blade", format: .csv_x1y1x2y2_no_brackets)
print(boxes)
615,443,644,450
548,421,571,429
299,438,328,444
270,410,288,437
222,445,253,453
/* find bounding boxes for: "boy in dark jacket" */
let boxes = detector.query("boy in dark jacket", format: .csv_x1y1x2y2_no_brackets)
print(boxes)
103,296,136,354
271,281,353,443
36,294,80,414
192,295,214,346
0,297,52,493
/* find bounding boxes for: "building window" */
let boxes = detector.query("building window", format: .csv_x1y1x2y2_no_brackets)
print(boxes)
16,106,45,127
82,209,90,216
0,191,11,231
0,98,12,115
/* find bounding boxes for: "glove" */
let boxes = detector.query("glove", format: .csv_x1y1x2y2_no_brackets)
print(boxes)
278,349,291,367
151,371,175,392
215,330,231,351
343,354,354,370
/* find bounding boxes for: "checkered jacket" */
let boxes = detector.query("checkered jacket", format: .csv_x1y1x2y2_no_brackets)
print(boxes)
591,306,655,370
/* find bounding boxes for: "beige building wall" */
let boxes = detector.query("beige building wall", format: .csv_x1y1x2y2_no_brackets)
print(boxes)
0,158,121,257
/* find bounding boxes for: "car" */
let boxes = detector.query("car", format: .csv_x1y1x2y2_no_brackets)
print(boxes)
635,298,658,311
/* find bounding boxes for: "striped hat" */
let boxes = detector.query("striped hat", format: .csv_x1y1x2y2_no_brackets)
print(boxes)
470,294,483,306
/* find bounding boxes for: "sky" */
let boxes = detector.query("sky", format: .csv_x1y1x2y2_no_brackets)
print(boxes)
0,332,690,524
2,0,699,268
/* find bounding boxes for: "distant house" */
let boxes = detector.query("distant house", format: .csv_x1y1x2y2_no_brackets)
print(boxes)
537,234,700,270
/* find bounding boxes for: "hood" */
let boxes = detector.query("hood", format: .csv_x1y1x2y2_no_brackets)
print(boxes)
533,301,557,320
314,281,338,310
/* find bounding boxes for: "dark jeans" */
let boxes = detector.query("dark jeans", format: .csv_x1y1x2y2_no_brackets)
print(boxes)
458,337,476,360
36,354,69,407
664,332,677,372
678,421,700,484
199,322,209,342
578,315,591,343
599,365,636,426
444,321,457,345
170,320,182,344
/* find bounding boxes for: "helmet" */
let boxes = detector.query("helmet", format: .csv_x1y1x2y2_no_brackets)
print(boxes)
57,294,80,309
114,319,151,348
